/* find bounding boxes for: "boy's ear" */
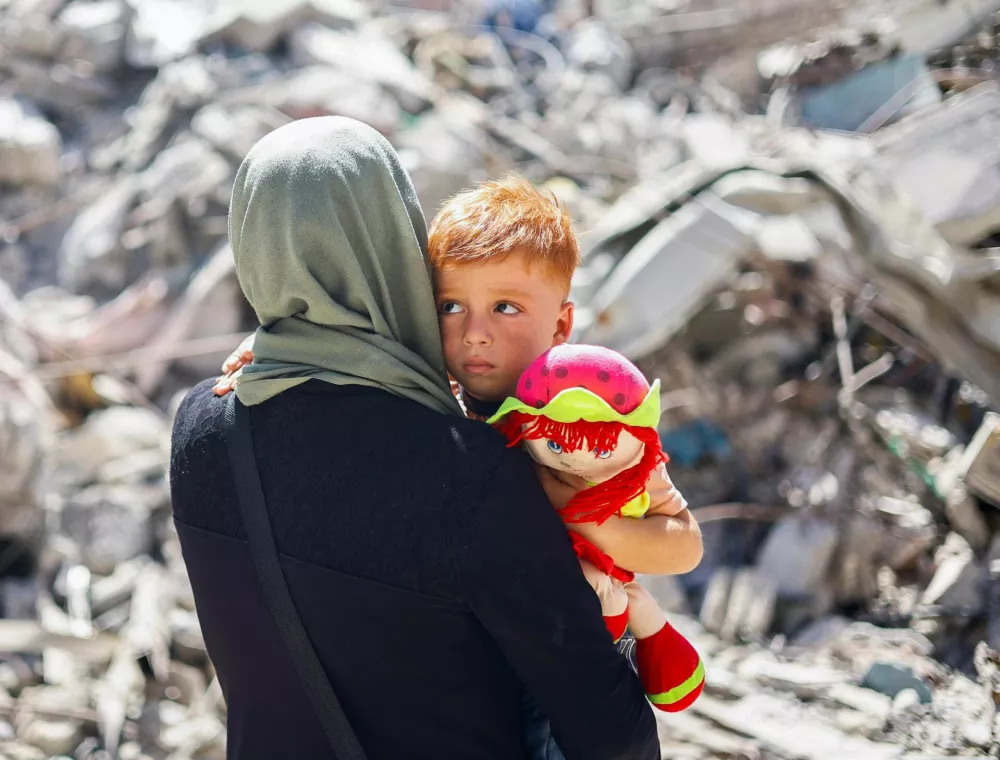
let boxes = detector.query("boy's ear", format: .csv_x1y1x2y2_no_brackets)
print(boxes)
553,301,574,345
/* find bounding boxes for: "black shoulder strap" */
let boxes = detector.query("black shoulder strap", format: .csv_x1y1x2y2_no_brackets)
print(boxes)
224,394,368,760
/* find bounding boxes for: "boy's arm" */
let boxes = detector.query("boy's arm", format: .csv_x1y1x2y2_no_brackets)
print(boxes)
465,448,660,760
536,461,704,575
573,510,703,575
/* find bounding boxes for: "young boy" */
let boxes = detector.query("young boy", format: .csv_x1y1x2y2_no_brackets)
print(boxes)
428,175,702,576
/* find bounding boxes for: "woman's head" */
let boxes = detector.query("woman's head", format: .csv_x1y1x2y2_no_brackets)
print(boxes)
229,117,462,416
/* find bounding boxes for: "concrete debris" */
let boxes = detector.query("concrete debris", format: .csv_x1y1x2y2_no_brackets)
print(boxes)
3,0,1000,757
0,98,61,188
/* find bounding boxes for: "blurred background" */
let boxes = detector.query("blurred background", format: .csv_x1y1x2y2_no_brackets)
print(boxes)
3,0,1000,757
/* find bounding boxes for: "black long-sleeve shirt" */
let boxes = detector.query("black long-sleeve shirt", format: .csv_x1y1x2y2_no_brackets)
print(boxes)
169,379,659,760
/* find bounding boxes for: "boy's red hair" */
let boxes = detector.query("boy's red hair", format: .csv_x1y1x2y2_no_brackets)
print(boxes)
428,174,580,292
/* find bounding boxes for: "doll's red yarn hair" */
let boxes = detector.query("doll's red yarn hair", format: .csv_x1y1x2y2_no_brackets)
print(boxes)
495,412,666,525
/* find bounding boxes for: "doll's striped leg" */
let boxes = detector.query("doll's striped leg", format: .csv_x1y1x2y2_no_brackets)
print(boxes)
624,583,705,712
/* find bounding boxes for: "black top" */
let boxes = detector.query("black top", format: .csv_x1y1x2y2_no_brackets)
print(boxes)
169,379,659,760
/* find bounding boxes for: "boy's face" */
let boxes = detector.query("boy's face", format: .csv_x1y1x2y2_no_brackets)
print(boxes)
434,249,574,401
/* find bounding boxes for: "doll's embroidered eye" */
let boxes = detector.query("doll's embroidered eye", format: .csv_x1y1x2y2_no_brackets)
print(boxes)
594,449,612,459
546,440,563,454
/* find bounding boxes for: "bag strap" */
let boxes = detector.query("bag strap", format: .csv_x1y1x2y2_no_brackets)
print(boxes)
224,394,368,760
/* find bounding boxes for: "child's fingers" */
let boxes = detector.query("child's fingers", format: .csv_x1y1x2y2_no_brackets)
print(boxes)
534,462,582,510
212,367,243,396
222,335,256,373
646,464,687,516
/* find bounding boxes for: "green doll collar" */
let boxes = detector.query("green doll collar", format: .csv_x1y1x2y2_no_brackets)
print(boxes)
486,380,661,428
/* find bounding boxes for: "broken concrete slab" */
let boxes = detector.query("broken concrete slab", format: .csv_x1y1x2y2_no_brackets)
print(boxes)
57,0,129,74
52,405,167,490
60,484,161,575
57,177,136,297
0,10,65,58
0,98,61,188
871,83,1000,247
2,54,117,116
123,0,208,68
201,0,367,53
737,653,850,698
190,102,285,163
262,65,400,135
755,517,840,598
572,191,756,358
137,135,232,207
289,22,434,113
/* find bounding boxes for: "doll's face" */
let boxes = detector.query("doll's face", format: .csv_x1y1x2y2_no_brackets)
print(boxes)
523,428,644,483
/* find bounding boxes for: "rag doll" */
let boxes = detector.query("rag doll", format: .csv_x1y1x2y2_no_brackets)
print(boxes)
488,344,704,712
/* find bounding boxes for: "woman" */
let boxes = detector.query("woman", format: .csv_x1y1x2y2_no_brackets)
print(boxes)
169,117,659,760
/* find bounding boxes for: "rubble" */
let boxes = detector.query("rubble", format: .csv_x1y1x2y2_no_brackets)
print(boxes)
3,0,1000,757
0,98,61,188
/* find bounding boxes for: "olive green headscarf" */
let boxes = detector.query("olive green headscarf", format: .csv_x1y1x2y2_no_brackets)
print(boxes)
230,116,462,416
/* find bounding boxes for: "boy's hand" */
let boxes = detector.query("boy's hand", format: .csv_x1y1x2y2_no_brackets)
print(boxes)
533,460,588,510
212,333,255,396
645,463,687,517
579,559,629,617
534,457,702,576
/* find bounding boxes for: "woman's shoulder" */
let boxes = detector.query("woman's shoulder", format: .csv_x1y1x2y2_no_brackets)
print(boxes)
171,378,230,453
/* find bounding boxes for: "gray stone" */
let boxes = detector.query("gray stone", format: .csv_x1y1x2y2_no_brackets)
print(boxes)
124,0,208,68
60,484,160,574
18,718,81,757
862,662,933,704
53,405,166,489
755,517,840,598
57,177,136,296
266,65,400,135
15,685,87,757
563,19,633,91
137,135,231,206
2,56,116,116
0,742,45,760
0,98,61,188
108,56,218,172
190,102,283,163
203,0,366,53
5,0,64,16
0,12,65,58
826,683,894,721
57,0,128,73
0,391,47,505
720,567,777,641
872,83,1000,247
289,23,433,113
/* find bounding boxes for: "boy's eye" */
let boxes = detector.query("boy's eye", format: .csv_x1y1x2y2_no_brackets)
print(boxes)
439,302,465,315
546,440,564,454
594,449,612,460
495,302,521,315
